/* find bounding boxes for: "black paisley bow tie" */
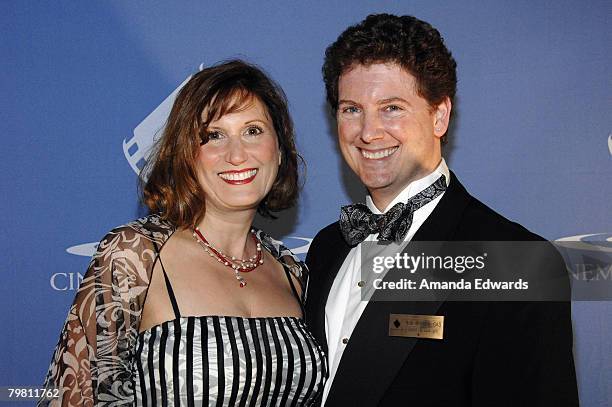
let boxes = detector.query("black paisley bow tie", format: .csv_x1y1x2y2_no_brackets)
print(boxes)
339,175,447,246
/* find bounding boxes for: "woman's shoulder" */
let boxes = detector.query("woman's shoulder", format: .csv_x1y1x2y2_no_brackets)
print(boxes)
254,228,307,281
95,213,177,257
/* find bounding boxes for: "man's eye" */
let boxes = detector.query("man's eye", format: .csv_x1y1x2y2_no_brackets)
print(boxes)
384,105,403,112
341,106,360,114
245,126,263,136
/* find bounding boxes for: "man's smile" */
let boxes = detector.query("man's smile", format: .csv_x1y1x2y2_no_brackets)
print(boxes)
359,146,399,160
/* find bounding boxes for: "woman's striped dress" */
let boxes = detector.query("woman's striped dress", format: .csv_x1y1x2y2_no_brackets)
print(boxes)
132,261,327,406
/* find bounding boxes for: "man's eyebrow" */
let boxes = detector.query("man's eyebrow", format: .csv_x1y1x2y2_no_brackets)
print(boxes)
378,97,412,105
338,97,413,106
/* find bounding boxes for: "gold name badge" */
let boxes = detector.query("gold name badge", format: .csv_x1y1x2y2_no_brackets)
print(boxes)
388,314,444,340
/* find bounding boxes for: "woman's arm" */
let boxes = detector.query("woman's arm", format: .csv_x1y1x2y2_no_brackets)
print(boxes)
39,219,171,406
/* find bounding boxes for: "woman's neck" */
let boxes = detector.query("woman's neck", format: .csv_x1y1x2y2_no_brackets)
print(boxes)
194,207,257,259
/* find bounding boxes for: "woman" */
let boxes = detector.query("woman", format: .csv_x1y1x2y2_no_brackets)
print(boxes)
40,60,327,406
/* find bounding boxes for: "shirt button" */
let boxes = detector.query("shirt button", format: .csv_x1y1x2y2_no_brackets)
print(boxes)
357,280,365,287
342,337,349,344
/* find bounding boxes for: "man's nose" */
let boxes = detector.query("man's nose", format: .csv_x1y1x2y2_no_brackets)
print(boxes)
360,111,384,143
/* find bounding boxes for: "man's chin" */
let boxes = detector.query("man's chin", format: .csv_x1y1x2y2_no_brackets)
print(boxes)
361,178,396,194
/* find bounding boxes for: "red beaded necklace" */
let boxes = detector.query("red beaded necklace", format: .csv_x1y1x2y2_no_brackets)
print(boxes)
192,228,263,288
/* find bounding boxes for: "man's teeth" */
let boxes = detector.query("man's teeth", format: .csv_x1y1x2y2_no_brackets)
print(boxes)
361,147,398,159
219,169,257,181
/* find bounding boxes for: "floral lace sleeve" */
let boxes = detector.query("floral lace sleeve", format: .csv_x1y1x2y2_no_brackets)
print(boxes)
38,215,175,406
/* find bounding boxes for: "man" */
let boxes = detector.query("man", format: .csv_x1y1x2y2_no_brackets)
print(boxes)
306,14,578,406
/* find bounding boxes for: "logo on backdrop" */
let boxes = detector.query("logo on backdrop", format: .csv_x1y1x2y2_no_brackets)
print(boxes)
57,66,312,290
122,72,197,176
50,272,85,291
556,233,612,245
555,233,612,283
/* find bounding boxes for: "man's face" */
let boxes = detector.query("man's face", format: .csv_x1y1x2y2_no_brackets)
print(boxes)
336,63,450,208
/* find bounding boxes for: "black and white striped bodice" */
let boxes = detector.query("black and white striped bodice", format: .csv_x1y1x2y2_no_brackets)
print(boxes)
132,259,327,406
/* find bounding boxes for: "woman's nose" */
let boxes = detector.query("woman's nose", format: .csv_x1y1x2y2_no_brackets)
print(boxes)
226,138,248,165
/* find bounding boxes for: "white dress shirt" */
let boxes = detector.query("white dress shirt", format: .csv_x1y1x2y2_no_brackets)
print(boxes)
321,159,450,405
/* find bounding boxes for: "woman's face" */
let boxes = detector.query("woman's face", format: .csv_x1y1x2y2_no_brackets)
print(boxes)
196,96,280,214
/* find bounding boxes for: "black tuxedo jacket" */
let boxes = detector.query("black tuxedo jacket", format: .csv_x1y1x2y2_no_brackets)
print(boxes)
305,172,578,406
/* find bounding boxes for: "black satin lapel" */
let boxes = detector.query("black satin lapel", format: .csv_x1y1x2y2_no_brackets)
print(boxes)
412,171,472,242
326,172,472,406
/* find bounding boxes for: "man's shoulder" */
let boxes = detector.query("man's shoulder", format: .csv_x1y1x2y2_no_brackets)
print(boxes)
458,196,544,241
306,221,344,264
310,221,343,248
313,221,341,238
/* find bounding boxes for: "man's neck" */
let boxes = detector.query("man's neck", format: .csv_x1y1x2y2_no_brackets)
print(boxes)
367,158,448,213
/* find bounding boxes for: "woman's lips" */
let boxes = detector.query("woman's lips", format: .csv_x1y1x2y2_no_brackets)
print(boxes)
218,168,258,184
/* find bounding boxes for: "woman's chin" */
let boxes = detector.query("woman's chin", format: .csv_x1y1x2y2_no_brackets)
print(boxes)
212,197,264,213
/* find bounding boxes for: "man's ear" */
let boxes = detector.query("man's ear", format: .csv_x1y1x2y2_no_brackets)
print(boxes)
433,97,452,138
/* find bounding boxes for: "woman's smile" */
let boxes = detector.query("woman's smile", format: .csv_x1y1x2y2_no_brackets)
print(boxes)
218,168,258,184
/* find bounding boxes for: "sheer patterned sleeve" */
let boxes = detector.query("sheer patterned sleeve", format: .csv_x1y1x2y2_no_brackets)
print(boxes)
39,216,174,406
280,253,309,303
254,228,309,303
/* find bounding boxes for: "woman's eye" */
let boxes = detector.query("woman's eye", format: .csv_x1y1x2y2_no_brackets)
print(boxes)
244,126,263,136
207,131,223,140
202,130,226,144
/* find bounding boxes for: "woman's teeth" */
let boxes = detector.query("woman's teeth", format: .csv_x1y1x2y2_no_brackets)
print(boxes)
361,146,398,159
219,169,257,181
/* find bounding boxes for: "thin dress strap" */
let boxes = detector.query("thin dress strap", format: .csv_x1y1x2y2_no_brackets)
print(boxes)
281,260,306,318
152,240,181,320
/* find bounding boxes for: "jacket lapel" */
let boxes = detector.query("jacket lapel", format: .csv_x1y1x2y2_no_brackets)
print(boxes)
325,171,473,406
411,171,471,242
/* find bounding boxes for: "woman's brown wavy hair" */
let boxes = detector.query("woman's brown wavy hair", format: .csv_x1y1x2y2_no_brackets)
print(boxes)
141,60,300,228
